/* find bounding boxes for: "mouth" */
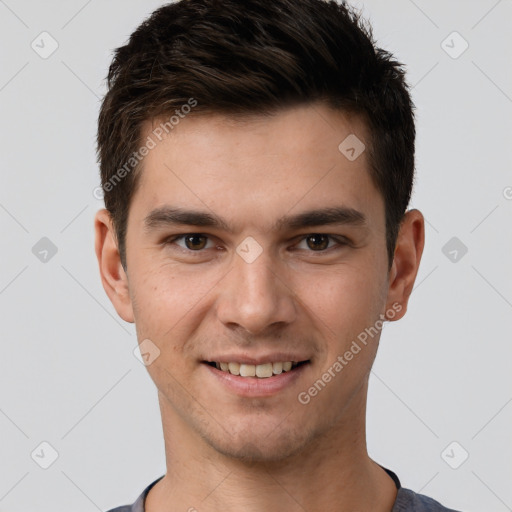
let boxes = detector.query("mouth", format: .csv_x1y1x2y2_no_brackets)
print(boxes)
202,360,310,378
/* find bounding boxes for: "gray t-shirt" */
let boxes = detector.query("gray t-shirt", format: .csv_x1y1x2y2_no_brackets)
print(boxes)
106,466,462,512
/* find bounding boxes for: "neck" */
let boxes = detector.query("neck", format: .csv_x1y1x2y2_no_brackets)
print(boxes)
146,383,397,512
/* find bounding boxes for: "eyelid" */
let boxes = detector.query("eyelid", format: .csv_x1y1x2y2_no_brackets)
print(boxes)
293,234,350,251
163,233,350,252
165,233,216,251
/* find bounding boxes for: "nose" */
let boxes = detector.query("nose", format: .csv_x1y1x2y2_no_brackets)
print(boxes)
215,247,297,336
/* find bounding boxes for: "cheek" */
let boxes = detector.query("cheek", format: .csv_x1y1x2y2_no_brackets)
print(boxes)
295,268,386,409
130,268,207,383
129,261,220,342
296,263,387,345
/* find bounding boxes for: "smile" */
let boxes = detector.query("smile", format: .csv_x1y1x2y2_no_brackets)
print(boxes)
205,360,310,378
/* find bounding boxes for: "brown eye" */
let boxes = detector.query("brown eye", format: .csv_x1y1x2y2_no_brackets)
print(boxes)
306,234,330,251
184,234,208,250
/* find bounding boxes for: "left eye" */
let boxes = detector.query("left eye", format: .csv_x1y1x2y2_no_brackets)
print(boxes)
172,234,215,251
296,234,345,251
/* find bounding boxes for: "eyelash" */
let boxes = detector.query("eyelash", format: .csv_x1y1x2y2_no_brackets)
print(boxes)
163,233,350,254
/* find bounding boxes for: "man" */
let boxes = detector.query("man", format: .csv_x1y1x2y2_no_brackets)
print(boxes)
95,0,462,510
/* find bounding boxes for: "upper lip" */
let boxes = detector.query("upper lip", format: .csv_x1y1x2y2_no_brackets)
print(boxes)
202,353,311,365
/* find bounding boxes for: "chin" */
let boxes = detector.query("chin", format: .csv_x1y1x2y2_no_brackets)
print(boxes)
202,419,316,463
211,437,305,463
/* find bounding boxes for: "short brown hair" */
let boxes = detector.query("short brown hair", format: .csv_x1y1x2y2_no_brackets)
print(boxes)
97,0,416,270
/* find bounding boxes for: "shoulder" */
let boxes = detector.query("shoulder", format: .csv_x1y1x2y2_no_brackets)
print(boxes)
393,487,463,512
379,465,463,512
103,475,164,512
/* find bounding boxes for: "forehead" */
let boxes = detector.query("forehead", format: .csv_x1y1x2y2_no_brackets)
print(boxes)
132,103,383,234
142,103,370,164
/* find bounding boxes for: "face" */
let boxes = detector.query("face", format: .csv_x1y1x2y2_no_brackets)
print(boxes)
96,103,421,462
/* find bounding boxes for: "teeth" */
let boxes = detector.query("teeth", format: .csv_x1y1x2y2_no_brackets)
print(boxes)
239,364,256,377
272,362,283,374
228,362,240,375
256,363,273,378
213,361,303,378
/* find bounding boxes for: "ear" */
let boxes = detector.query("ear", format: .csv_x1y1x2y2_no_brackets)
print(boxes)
94,209,134,323
384,209,425,321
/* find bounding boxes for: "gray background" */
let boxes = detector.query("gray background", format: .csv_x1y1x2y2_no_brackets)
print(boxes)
1,0,511,511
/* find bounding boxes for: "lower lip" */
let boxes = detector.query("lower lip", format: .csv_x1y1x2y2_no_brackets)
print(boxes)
203,362,309,397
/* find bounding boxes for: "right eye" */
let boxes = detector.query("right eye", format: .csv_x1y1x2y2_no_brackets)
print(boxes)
166,234,215,251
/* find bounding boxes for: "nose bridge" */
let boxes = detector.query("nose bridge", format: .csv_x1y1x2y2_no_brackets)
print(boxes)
217,245,296,334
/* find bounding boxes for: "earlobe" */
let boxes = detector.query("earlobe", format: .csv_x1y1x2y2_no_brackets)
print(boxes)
385,209,425,321
94,209,135,323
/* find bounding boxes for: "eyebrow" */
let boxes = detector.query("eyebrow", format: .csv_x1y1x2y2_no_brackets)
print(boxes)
143,206,367,233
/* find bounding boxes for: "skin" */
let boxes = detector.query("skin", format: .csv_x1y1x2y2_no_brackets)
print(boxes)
95,102,424,512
